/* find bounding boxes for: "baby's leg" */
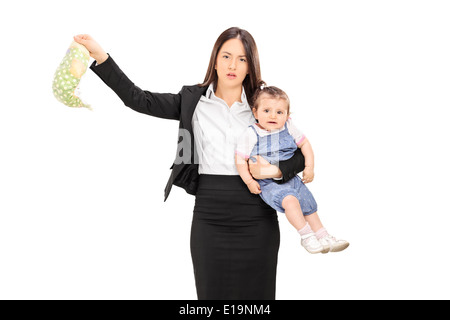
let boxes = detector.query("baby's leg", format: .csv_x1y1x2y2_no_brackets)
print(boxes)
282,195,323,254
281,195,307,230
305,212,324,232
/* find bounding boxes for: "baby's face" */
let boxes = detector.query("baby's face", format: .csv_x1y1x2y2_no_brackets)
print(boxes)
252,96,289,131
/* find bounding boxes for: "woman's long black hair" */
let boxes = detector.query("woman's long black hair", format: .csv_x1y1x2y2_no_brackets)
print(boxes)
199,27,265,105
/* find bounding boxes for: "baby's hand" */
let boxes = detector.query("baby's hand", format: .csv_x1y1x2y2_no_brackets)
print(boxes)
246,180,261,194
302,167,315,184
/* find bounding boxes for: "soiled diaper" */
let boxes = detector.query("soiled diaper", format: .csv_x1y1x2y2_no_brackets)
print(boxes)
52,41,92,110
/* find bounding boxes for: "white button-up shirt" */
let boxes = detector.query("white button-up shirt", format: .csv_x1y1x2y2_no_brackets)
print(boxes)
192,83,255,175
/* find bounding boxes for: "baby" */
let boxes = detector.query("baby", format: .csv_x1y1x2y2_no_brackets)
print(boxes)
235,86,349,254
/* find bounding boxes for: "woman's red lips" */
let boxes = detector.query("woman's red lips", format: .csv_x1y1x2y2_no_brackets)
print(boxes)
227,73,237,79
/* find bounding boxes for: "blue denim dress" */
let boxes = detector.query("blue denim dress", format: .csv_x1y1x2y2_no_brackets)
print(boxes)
249,124,318,215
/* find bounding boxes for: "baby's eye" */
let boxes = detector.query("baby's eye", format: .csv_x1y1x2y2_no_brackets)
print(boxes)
277,111,284,115
263,109,269,113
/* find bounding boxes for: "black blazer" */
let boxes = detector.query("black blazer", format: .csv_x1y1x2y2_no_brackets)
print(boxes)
90,55,305,201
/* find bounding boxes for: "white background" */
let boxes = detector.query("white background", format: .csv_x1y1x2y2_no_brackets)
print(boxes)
1,0,449,300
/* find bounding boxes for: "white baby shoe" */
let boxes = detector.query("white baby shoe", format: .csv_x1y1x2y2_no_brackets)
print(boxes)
301,233,324,254
319,235,349,253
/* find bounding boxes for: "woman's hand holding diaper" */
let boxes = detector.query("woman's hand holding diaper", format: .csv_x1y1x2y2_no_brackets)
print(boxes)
73,34,108,64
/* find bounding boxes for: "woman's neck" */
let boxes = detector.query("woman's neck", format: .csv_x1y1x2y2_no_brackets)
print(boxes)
215,84,243,107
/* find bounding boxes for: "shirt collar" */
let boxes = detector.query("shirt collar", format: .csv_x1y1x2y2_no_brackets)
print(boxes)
206,83,248,106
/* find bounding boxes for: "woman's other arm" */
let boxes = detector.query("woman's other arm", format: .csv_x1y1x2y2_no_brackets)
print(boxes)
249,148,305,183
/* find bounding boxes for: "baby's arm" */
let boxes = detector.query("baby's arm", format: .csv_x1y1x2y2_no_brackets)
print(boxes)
287,118,315,183
297,138,315,183
235,127,261,194
235,154,261,194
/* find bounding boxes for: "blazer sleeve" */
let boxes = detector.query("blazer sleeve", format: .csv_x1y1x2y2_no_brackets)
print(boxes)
276,148,306,183
90,54,181,120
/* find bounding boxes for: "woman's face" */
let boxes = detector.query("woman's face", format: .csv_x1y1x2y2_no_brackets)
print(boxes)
215,38,249,89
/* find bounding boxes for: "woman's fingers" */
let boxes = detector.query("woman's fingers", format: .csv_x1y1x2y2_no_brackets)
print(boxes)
74,34,91,40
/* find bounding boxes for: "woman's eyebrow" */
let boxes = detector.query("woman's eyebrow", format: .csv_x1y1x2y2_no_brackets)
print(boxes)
221,51,247,57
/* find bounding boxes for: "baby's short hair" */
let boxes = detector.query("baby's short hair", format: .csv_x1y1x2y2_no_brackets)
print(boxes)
251,85,291,113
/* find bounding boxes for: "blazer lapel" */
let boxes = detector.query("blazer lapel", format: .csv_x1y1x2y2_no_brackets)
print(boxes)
181,85,208,164
181,85,208,134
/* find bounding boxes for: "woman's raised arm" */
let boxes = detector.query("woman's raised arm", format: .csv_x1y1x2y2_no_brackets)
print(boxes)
73,34,181,120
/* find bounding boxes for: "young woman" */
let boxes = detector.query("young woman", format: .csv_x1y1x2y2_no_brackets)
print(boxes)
74,27,305,300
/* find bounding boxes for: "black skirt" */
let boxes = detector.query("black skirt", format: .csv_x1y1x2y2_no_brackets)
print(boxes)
190,174,280,300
